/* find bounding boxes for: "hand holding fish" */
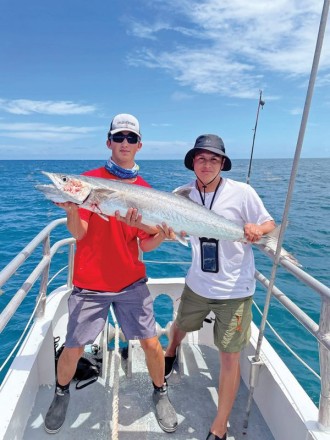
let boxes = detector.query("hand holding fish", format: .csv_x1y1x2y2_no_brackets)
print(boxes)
54,201,79,214
36,172,299,265
53,201,88,240
244,221,275,243
156,222,177,241
115,208,176,241
115,207,159,236
115,207,144,227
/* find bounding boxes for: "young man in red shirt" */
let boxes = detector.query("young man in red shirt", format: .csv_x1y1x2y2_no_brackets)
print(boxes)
44,114,178,435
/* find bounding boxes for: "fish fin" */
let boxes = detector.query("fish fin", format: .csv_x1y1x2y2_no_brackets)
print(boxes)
87,202,109,221
93,187,117,195
172,184,203,206
175,234,190,247
97,213,109,221
257,225,301,267
172,184,194,200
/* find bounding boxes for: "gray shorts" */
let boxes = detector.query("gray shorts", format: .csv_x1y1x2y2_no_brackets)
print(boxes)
65,278,157,347
175,284,252,353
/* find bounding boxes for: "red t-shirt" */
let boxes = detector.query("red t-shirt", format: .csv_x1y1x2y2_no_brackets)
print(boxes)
72,167,151,292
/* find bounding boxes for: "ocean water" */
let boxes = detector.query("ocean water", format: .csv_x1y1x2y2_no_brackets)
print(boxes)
0,159,329,407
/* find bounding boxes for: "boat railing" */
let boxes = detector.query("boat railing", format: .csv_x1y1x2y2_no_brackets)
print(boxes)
255,243,330,429
0,217,329,429
0,218,74,334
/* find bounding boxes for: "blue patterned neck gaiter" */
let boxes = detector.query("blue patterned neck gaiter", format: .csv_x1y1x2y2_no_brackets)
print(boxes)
105,158,139,179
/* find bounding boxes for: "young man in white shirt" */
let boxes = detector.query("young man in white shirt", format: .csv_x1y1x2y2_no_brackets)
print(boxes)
164,134,275,440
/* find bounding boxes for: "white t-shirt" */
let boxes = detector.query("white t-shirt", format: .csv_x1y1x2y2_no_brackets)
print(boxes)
184,177,273,300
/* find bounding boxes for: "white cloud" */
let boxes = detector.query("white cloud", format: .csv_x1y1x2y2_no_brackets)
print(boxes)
316,73,330,87
171,91,194,101
0,122,100,142
0,99,97,115
3,132,87,141
128,0,330,98
151,123,172,127
130,48,261,98
289,107,303,115
128,20,197,40
139,140,189,159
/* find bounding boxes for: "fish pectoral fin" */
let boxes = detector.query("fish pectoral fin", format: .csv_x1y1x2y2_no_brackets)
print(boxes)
97,213,109,221
94,188,117,196
90,203,109,221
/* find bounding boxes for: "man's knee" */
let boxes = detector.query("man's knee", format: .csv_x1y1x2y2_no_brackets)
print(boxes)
61,346,84,362
140,336,161,354
220,351,240,370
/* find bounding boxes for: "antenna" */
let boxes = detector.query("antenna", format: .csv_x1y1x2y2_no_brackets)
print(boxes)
246,90,265,184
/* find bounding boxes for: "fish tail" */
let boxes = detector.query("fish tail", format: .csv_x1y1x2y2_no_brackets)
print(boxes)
258,225,301,267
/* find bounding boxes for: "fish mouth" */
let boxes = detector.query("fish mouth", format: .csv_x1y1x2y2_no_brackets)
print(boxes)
41,171,91,204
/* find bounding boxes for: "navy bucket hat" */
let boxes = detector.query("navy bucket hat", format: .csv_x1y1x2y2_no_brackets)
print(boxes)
184,134,232,171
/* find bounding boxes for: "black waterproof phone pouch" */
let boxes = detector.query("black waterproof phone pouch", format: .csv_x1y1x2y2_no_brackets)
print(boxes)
199,237,219,273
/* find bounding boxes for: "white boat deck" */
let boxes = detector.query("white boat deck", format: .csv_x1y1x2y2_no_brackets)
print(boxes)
24,343,274,440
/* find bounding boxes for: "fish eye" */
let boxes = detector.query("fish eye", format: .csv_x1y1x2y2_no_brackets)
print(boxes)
61,176,68,182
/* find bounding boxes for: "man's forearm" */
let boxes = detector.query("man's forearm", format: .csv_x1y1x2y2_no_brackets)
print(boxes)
139,230,165,252
66,209,88,240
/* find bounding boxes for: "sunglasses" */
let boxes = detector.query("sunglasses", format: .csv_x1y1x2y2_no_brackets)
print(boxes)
109,132,140,144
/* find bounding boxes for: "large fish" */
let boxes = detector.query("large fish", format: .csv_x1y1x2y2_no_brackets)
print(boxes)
36,171,299,266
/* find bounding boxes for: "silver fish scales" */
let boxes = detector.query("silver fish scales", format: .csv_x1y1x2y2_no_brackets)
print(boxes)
36,171,299,266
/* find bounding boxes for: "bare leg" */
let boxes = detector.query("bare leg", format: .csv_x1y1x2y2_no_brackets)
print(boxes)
165,321,187,357
140,336,165,387
57,346,84,386
210,351,241,438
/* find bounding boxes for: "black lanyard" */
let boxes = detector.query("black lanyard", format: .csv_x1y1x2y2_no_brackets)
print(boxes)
196,178,222,210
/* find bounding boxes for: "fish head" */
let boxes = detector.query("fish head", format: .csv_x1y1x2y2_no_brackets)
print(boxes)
42,171,91,203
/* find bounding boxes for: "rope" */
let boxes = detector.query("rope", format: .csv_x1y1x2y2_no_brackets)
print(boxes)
47,265,68,286
110,306,121,440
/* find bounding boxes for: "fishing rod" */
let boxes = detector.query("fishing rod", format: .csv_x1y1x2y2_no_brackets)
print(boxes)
246,90,265,185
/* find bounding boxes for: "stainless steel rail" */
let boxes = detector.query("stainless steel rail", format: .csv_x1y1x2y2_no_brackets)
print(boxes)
0,218,329,429
244,0,330,428
0,218,75,333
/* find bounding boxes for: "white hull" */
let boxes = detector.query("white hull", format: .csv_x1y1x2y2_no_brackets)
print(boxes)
0,278,327,440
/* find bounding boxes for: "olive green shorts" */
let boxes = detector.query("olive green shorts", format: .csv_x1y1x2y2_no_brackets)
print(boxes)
175,284,253,353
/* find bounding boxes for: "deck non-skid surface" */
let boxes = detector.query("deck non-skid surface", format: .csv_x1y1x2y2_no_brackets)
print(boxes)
24,344,274,439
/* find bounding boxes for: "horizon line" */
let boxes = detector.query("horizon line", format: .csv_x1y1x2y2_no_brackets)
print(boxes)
0,157,329,161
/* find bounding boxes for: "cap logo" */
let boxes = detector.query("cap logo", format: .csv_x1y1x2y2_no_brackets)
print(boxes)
118,120,136,127
110,113,140,136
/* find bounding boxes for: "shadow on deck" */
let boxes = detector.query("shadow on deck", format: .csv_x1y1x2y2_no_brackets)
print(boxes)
24,344,274,440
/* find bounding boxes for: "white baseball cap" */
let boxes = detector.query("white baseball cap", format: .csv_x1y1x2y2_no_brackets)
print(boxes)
109,113,141,137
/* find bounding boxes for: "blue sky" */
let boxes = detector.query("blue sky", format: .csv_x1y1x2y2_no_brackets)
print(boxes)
0,0,329,160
